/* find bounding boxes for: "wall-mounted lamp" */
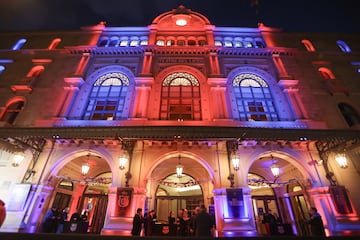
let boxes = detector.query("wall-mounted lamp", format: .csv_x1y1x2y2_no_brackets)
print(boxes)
119,155,128,170
81,162,90,176
12,152,25,167
176,154,184,178
231,154,240,171
335,153,348,168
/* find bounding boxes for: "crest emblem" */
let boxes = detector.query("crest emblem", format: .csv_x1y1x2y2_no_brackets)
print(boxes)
118,191,130,208
162,225,169,235
70,223,78,232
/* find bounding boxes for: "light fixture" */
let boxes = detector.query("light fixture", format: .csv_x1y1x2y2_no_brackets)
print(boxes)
81,162,90,176
270,155,280,178
176,154,184,178
270,162,280,178
119,154,128,170
231,154,240,171
173,14,190,26
176,19,187,26
335,153,348,168
12,152,25,167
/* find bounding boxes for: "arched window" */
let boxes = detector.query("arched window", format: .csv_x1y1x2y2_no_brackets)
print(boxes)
232,73,279,121
336,40,351,53
48,38,62,50
12,38,27,50
160,72,201,120
0,65,4,74
98,38,109,47
301,39,316,52
84,72,130,120
27,65,45,78
338,103,360,127
0,100,25,124
318,67,335,80
108,37,119,47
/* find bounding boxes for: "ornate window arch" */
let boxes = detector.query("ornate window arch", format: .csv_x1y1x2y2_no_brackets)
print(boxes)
232,73,279,121
0,98,25,124
160,72,201,120
83,72,130,120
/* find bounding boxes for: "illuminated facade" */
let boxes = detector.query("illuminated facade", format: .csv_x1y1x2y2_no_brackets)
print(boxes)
0,5,360,237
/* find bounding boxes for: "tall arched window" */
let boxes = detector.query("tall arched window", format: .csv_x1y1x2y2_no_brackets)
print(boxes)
84,72,129,120
12,38,27,50
233,73,278,121
27,65,45,78
301,39,316,52
48,38,62,50
1,100,25,124
336,40,351,53
338,103,360,127
318,67,335,80
160,72,201,120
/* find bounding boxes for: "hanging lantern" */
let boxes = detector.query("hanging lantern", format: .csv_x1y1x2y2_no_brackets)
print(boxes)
119,155,128,170
12,152,25,167
81,162,90,176
270,162,280,178
335,153,348,168
231,155,240,171
176,154,183,178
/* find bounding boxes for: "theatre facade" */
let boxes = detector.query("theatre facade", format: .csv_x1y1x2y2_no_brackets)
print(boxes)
0,5,360,237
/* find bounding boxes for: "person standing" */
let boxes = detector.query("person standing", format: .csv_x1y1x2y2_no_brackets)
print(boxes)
262,209,278,235
305,207,326,237
194,204,214,237
189,206,201,236
41,206,58,233
145,210,155,236
131,208,143,236
56,207,69,234
0,199,6,228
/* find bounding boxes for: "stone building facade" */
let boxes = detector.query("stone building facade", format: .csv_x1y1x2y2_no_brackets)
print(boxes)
0,5,360,237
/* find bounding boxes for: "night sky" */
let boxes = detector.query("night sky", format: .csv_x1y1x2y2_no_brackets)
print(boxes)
0,0,359,33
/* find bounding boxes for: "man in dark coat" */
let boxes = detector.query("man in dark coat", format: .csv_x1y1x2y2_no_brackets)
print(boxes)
305,207,326,237
131,208,143,236
194,204,214,237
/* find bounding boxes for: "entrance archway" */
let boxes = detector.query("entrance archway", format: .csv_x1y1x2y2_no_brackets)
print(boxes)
48,152,112,234
155,173,203,222
146,152,213,224
248,154,311,236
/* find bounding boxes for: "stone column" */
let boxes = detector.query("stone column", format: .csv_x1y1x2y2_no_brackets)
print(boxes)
213,187,257,237
101,186,146,236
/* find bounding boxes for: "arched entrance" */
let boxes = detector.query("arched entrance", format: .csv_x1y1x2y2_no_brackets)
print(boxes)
249,154,311,236
49,152,112,234
146,152,213,226
155,173,203,222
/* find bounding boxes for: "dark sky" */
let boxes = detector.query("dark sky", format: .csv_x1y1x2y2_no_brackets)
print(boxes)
0,0,359,32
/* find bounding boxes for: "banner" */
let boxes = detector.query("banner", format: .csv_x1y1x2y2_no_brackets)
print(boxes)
226,188,245,218
114,188,133,217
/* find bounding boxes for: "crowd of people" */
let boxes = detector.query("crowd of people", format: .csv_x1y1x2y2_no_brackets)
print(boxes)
41,207,89,233
131,204,215,237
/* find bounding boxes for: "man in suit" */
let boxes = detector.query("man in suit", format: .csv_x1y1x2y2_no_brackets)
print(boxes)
131,208,143,236
194,205,214,237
